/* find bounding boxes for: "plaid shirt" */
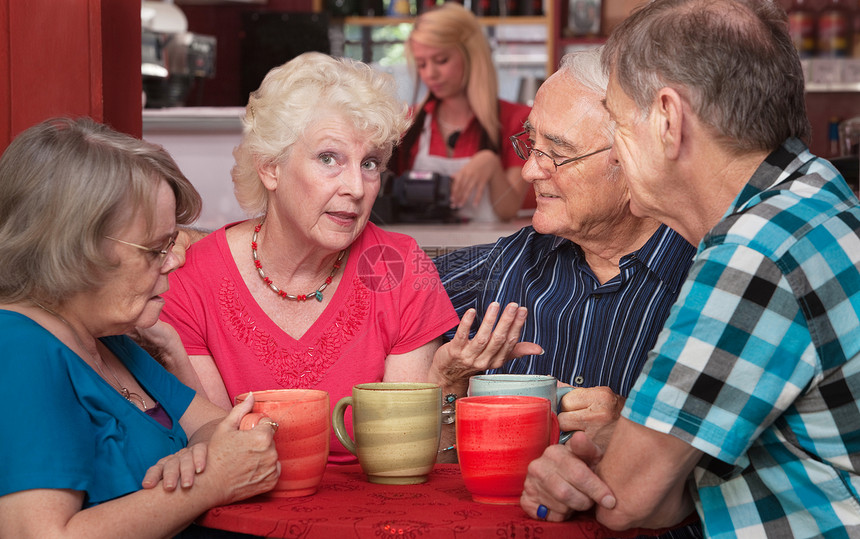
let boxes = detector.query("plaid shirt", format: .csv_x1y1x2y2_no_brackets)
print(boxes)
625,138,860,538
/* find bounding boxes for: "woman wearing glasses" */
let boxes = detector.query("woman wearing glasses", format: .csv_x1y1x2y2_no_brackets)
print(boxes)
0,117,280,538
388,2,532,222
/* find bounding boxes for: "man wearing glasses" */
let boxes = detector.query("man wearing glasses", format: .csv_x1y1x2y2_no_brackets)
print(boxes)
434,46,697,485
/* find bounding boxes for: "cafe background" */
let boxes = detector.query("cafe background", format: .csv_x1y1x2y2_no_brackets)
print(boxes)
0,0,858,230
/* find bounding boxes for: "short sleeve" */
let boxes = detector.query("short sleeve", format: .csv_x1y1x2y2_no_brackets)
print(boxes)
387,236,460,355
624,243,815,466
0,314,96,498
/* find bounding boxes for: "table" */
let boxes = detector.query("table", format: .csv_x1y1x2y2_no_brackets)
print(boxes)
198,464,686,538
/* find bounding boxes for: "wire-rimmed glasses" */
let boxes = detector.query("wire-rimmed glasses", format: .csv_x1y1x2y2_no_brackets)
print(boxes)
509,130,611,171
106,230,179,265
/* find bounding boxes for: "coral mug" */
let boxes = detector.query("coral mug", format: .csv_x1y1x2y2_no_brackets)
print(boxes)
456,395,559,505
235,389,330,497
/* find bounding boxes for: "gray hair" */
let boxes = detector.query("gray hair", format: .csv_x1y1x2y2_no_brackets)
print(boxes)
232,52,410,216
558,47,612,146
0,117,201,304
602,0,810,153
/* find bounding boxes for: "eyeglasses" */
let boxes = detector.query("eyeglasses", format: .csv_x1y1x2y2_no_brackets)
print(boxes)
106,230,179,264
509,131,611,171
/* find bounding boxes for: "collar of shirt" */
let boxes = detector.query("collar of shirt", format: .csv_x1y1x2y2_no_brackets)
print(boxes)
545,224,693,295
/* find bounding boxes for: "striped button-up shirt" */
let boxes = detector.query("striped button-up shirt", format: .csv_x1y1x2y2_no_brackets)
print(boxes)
434,223,695,397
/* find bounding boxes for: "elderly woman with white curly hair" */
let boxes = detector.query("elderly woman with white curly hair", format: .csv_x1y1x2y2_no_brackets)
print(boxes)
161,52,541,463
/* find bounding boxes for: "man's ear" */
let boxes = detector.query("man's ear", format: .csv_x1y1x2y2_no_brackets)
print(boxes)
653,87,684,161
255,156,279,191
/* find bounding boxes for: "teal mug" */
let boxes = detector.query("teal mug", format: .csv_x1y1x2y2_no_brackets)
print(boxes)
467,374,575,443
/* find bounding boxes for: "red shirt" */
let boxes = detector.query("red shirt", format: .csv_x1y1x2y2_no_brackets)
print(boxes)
161,222,459,462
404,98,530,171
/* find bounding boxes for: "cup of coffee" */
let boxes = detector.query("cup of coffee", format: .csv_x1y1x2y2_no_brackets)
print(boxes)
235,389,330,497
332,382,441,485
456,395,559,504
468,374,574,442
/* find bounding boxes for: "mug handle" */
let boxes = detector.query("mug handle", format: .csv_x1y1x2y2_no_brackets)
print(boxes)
331,396,357,456
548,409,560,447
556,386,576,444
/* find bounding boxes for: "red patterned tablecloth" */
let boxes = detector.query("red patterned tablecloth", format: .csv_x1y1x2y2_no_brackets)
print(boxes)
198,463,686,538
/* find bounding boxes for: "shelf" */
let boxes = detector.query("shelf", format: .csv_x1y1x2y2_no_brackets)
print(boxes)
341,15,547,26
806,82,860,93
801,59,860,94
336,10,554,75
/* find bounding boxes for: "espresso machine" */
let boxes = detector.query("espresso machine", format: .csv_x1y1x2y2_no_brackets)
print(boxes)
141,1,217,108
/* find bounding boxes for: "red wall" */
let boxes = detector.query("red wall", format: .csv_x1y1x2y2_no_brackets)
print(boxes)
0,0,141,150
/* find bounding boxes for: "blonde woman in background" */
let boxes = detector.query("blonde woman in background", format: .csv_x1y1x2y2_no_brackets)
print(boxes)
389,3,532,222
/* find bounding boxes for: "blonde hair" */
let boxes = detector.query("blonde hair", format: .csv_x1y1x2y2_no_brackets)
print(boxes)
407,3,500,149
232,52,410,216
0,117,201,304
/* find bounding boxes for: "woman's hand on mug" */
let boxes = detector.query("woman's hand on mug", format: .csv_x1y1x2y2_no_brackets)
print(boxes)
201,393,281,505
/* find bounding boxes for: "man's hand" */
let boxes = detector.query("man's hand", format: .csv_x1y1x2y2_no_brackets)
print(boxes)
429,302,543,395
520,431,616,522
558,387,625,450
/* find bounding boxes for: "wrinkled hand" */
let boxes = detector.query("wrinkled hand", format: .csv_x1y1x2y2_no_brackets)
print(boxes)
128,320,184,367
129,320,205,392
431,302,543,392
141,442,209,491
202,393,281,505
142,394,280,504
520,431,616,522
172,227,209,267
450,150,503,209
558,387,625,451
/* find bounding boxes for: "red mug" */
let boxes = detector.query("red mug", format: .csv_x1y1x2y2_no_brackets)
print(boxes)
456,395,559,505
236,389,330,497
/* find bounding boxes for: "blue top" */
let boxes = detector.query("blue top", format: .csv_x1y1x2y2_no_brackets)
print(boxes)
434,224,696,396
0,310,195,507
625,138,860,537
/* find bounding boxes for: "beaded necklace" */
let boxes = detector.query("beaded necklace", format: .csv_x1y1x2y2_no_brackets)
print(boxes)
252,218,345,302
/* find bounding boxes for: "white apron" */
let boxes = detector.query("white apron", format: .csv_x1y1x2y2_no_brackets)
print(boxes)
411,114,497,223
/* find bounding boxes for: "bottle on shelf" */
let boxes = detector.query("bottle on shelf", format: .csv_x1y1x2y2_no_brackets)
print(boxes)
518,0,543,16
829,117,842,157
817,0,851,57
328,0,358,17
852,3,860,57
415,0,439,15
360,0,385,16
788,0,818,58
496,0,517,16
470,0,495,16
387,0,413,16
